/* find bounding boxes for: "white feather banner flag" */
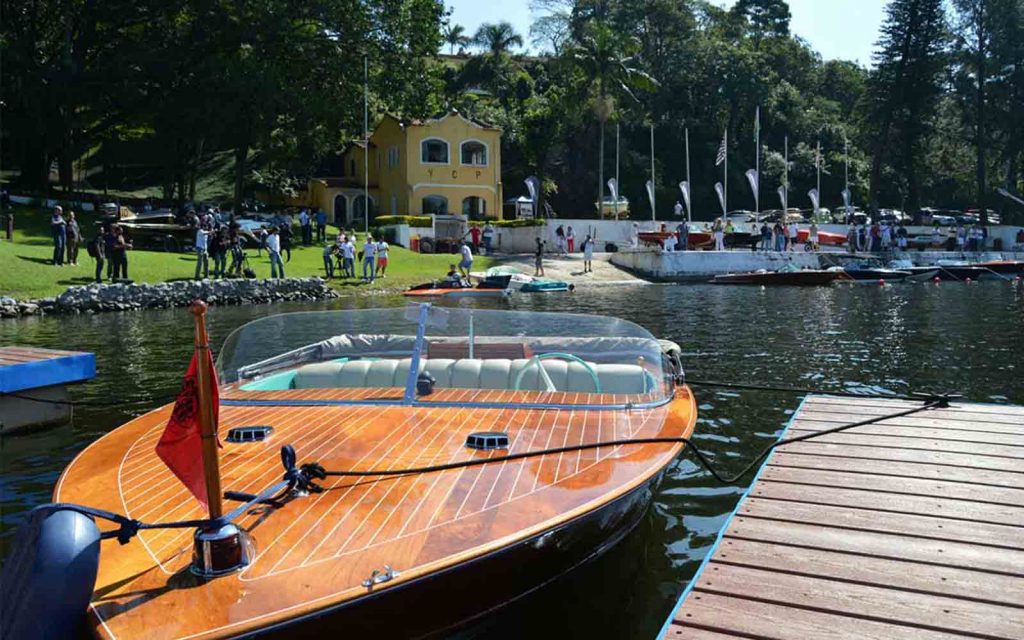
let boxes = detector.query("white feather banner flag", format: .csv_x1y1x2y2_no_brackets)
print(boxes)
745,169,759,201
607,178,619,204
841,188,851,209
679,181,690,215
808,188,820,212
714,182,727,216
646,180,655,215
777,185,788,210
525,176,539,204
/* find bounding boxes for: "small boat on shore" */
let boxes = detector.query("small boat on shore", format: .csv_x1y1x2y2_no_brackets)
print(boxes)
5,304,696,640
710,268,843,286
480,267,574,293
403,274,512,297
974,260,1024,276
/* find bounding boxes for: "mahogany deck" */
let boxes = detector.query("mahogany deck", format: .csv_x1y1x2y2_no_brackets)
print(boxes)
55,385,696,640
662,395,1024,639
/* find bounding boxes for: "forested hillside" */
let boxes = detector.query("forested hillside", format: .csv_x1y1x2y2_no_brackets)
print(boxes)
2,0,1022,222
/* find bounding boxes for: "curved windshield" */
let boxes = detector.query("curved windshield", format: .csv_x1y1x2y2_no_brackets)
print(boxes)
217,305,672,407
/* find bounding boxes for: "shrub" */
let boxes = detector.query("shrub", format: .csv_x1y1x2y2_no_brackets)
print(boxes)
375,215,432,227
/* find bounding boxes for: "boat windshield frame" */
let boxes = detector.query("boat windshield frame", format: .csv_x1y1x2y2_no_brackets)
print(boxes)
216,304,674,410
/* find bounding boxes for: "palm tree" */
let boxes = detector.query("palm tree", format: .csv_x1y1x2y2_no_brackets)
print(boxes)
567,21,658,216
472,21,524,58
443,23,470,55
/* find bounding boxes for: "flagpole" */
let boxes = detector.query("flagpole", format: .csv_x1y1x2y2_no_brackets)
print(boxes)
755,106,760,216
724,129,728,221
784,135,789,212
363,55,369,234
816,138,821,217
615,122,620,218
650,122,655,222
190,300,223,519
845,135,850,218
685,127,691,223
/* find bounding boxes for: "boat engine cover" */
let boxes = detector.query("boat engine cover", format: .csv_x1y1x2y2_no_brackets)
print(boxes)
0,505,101,640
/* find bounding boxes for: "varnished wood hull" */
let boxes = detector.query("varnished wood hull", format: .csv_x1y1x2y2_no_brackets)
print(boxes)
55,386,696,639
241,471,659,639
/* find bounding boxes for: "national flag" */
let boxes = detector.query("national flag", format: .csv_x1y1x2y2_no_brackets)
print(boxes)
715,132,727,166
155,349,220,511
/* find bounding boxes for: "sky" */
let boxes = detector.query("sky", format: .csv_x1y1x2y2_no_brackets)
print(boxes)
447,0,888,66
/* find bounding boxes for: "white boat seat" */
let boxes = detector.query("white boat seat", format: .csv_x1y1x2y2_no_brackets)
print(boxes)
291,358,651,395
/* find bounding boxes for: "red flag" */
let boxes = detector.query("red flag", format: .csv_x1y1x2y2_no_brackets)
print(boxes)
155,350,219,512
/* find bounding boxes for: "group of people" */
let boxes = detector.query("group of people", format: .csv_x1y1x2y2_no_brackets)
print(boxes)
193,220,249,279
322,232,389,282
49,206,82,266
297,208,329,246
465,222,495,256
845,221,909,253
87,222,132,282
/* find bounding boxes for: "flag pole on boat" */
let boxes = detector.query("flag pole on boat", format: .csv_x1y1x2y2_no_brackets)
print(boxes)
190,300,223,519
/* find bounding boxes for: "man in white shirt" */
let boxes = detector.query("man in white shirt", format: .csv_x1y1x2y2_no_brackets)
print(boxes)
194,225,210,280
298,209,311,246
458,240,473,278
362,234,377,281
341,237,355,278
266,227,284,278
787,220,798,251
662,233,677,252
376,239,389,278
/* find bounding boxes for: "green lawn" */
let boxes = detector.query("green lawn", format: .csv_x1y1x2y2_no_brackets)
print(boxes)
0,205,493,299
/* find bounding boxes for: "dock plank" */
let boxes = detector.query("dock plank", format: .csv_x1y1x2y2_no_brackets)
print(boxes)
663,395,1024,639
692,563,1024,639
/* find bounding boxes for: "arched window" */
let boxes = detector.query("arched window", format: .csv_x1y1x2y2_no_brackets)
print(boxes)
333,194,348,225
353,194,376,222
460,140,488,166
422,195,449,215
420,138,449,164
462,196,486,218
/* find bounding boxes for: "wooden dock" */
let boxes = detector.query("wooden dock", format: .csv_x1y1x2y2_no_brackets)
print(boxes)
661,394,1024,639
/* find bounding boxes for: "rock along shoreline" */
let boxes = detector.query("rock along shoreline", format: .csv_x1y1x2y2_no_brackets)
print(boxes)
0,277,340,318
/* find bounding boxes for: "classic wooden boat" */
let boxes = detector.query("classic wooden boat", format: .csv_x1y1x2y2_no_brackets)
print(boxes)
974,260,1024,276
10,305,696,639
836,267,913,283
710,269,843,286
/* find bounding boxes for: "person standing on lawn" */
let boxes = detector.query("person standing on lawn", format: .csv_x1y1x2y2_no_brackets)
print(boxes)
266,226,285,278
194,224,211,280
376,238,389,278
482,221,494,256
279,222,293,262
111,225,130,280
362,234,377,282
299,209,311,246
51,206,67,265
89,226,106,282
469,224,481,252
66,211,81,265
341,235,355,278
322,240,337,279
316,209,327,243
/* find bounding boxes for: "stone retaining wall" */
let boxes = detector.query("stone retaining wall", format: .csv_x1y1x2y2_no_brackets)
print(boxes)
0,278,338,318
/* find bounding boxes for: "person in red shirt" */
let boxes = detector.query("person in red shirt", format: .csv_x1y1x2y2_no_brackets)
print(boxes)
468,224,482,251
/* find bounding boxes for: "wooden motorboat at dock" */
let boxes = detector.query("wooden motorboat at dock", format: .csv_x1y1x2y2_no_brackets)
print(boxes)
5,305,696,640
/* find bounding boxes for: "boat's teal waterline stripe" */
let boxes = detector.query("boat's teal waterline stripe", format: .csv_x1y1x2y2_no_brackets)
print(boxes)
220,396,673,412
655,394,809,639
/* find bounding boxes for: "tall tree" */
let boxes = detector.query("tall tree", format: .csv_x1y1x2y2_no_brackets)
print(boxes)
952,0,997,223
472,21,524,57
566,20,657,215
443,22,470,54
863,0,947,215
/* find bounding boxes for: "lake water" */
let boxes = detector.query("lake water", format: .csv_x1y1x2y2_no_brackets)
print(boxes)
2,281,1022,638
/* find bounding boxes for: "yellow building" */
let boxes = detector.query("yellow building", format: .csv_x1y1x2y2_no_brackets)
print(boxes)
307,110,503,225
